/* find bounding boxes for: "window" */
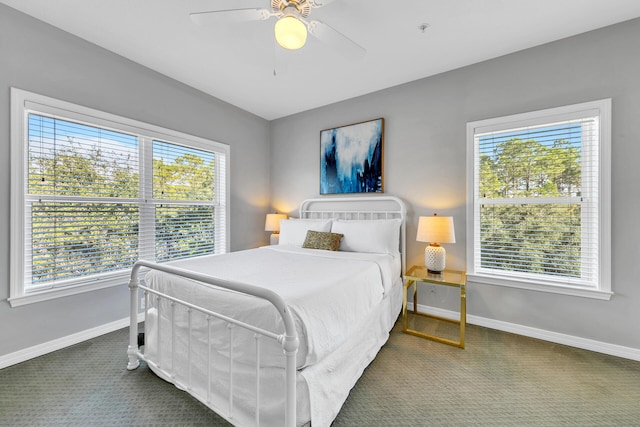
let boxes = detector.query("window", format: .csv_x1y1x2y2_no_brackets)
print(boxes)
10,88,229,306
466,99,611,299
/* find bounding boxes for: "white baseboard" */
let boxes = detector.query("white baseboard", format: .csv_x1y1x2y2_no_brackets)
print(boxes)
0,314,144,370
414,303,640,361
4,306,640,370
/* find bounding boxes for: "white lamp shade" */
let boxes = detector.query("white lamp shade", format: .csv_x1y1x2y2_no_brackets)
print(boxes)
265,213,287,232
274,15,307,50
416,215,456,244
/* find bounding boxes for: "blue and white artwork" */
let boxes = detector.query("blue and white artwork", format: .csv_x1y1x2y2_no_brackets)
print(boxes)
320,118,384,194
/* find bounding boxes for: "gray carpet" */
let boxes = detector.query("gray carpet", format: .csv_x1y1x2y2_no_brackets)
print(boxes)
1,318,639,426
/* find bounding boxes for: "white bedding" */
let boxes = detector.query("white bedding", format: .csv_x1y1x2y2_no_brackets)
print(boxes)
142,245,401,426
144,278,402,427
144,245,399,368
301,278,402,426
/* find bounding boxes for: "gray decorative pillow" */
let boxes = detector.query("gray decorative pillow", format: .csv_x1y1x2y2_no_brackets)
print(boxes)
302,230,344,251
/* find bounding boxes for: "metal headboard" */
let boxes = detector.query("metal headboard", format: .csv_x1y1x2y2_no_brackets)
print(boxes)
299,196,408,275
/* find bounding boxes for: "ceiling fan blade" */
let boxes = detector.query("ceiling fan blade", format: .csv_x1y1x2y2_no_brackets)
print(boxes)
307,20,366,58
190,8,271,25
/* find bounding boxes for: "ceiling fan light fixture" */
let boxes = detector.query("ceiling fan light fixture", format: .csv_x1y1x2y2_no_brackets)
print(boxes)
274,15,307,50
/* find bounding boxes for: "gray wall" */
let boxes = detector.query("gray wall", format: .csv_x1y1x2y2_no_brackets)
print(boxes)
0,4,270,357
271,18,640,350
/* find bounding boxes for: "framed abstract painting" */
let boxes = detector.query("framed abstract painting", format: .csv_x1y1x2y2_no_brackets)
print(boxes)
320,118,384,195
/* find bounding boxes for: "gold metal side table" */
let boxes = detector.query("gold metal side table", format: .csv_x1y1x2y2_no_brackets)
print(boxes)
402,265,467,348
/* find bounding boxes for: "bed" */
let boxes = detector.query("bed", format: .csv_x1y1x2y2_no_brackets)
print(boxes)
126,196,407,426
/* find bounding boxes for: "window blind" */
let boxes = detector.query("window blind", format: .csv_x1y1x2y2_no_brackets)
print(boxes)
29,202,139,285
146,140,222,262
473,115,600,287
26,114,140,289
24,113,226,291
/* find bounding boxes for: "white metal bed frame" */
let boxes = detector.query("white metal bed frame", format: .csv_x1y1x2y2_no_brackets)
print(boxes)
127,196,407,427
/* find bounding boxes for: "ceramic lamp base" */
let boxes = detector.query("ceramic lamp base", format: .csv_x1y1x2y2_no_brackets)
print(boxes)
270,233,280,245
425,244,446,273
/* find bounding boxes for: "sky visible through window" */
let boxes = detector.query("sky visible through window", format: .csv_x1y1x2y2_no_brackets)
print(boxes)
478,123,582,159
28,113,138,155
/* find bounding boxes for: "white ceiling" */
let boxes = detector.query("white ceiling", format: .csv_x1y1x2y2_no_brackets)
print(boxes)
3,0,640,120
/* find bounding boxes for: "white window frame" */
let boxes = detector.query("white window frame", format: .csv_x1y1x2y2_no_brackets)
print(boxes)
466,99,612,300
9,88,230,307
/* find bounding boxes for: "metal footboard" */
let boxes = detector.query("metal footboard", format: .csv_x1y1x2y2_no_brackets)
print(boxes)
126,260,299,427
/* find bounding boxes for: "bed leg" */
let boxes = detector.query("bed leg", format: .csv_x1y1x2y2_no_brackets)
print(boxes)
283,333,299,427
127,274,141,370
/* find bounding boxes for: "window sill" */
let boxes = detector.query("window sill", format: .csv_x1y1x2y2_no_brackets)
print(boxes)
467,273,613,301
8,273,129,307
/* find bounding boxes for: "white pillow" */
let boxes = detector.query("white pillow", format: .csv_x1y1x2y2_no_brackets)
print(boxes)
331,218,402,254
279,219,333,247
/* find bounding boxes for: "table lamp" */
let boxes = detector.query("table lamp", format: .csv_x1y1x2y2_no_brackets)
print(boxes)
265,213,287,245
416,214,456,273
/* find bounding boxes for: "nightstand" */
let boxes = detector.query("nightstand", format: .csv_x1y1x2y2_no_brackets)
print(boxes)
402,265,467,348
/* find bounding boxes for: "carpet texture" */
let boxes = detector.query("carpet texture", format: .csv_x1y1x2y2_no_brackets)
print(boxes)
1,318,639,426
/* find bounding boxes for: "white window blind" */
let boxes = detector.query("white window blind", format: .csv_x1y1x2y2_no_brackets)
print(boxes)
27,114,140,289
147,140,226,263
466,100,611,298
10,88,229,305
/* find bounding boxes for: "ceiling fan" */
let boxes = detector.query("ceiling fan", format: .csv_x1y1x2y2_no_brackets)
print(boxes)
190,0,366,57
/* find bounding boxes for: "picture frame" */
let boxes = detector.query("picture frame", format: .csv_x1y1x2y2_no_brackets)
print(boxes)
320,118,384,195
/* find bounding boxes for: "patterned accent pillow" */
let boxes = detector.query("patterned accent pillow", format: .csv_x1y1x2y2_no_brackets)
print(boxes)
302,230,344,251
